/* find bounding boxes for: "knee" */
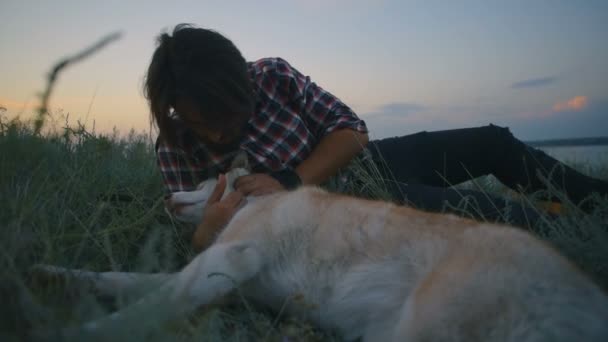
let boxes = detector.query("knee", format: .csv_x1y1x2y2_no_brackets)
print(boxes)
486,124,513,137
480,124,518,146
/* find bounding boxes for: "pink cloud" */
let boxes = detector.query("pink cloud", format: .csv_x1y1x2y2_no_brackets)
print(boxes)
552,96,589,112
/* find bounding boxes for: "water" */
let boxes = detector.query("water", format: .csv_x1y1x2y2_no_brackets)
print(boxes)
540,145,608,168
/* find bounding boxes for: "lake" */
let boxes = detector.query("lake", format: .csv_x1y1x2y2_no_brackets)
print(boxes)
540,145,608,168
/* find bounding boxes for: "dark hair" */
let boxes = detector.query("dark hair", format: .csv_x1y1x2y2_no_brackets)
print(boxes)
144,24,254,147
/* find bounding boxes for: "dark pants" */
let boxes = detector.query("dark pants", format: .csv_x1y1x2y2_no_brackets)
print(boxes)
367,124,607,228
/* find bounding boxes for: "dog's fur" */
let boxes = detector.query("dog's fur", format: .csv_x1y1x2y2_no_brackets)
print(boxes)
33,155,608,341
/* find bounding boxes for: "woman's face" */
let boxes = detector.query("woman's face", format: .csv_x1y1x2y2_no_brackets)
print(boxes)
174,97,249,154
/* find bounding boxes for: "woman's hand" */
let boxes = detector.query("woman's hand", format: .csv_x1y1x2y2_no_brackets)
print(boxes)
234,173,285,196
192,174,244,252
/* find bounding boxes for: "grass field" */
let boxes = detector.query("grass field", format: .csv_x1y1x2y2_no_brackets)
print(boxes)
1,113,607,341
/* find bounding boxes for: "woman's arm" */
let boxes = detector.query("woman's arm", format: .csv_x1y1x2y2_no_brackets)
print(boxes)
236,59,370,195
295,128,368,185
235,128,368,196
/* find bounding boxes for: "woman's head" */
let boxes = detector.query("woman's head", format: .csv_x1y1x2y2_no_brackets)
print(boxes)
145,24,254,149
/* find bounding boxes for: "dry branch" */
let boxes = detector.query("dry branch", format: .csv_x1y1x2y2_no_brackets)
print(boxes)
35,32,123,134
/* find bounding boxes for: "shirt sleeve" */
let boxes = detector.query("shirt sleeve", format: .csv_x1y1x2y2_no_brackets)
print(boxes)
155,138,200,193
275,58,368,140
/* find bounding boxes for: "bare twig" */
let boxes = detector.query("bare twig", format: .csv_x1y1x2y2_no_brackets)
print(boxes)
35,32,123,134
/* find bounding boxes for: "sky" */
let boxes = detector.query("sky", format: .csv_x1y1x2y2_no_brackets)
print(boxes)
1,0,607,141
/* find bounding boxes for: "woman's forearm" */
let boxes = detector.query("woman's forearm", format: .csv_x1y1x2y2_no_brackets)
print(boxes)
295,129,369,186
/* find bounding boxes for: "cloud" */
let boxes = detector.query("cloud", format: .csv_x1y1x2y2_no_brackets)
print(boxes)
368,102,426,117
552,96,589,112
360,102,429,139
507,99,608,140
511,76,558,89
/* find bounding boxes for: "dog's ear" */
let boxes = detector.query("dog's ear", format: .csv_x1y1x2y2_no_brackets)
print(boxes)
230,151,250,171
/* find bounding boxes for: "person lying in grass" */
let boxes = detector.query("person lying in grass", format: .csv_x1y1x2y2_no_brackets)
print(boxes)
146,24,608,242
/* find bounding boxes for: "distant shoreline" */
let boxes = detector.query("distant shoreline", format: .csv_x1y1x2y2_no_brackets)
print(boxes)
525,136,608,148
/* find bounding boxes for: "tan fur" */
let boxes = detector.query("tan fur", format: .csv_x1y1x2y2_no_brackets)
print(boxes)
34,178,608,341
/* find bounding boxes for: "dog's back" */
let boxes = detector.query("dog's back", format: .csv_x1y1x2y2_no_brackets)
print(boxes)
217,187,608,341
393,221,608,341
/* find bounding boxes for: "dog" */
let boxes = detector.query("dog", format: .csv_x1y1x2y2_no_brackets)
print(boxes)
32,153,608,341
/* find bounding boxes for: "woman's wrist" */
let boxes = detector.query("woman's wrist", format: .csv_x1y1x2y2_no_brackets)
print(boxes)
269,169,302,190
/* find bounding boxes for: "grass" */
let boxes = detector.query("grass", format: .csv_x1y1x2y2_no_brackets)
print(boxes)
1,112,607,341
0,114,339,341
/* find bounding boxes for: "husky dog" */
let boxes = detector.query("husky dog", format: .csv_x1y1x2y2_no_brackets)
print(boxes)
33,153,608,341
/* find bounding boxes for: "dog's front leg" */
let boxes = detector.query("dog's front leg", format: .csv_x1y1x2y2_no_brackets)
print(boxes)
70,241,265,339
30,264,173,298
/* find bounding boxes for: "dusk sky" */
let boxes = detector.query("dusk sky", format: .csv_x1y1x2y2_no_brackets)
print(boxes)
1,0,607,140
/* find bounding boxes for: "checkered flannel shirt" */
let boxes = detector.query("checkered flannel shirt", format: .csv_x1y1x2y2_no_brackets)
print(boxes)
156,57,368,193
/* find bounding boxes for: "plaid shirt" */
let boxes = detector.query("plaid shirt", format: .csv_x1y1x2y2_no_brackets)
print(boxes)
156,57,368,193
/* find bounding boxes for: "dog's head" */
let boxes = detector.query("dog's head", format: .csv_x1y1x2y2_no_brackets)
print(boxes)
164,152,250,224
